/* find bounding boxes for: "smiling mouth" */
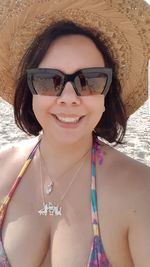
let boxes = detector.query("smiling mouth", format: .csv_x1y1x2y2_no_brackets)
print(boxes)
53,114,84,123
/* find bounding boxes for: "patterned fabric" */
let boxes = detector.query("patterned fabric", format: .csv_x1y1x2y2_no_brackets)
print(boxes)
87,144,111,266
0,139,111,267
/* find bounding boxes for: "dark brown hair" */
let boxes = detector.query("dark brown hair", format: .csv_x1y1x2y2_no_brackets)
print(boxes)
14,20,127,144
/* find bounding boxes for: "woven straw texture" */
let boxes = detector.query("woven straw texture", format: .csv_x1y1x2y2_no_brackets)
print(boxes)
0,0,149,116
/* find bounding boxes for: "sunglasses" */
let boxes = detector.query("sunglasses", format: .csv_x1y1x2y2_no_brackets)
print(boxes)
27,67,112,97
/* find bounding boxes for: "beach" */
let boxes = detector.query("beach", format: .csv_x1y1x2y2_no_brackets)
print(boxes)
0,97,150,166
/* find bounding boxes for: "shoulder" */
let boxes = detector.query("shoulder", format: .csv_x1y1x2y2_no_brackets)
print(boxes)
99,142,150,181
96,141,150,214
0,137,39,170
0,137,39,201
102,148,150,266
0,136,39,158
98,141,150,220
92,141,150,265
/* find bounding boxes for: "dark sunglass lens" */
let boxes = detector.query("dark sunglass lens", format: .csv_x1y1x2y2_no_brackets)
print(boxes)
75,72,107,96
86,75,107,95
74,74,88,95
32,74,62,96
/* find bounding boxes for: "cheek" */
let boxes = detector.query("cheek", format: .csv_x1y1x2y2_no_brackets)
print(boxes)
32,95,55,117
93,97,105,124
32,96,43,120
95,98,105,114
85,95,105,129
88,95,105,117
32,96,53,128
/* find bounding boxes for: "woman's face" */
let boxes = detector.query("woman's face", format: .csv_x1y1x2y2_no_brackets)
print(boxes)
32,34,105,145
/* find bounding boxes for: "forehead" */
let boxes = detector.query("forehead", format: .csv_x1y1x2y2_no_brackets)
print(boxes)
39,34,105,72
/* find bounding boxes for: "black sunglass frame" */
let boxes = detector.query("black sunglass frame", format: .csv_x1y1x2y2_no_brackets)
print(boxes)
26,67,112,96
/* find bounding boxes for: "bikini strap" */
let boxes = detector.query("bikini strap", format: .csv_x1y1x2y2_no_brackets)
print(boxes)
0,139,41,228
91,141,103,236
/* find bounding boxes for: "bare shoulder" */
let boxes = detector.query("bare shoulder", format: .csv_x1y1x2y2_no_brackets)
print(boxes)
99,141,150,219
100,142,150,183
0,137,39,170
0,137,39,160
101,146,150,266
0,137,39,201
97,143,150,265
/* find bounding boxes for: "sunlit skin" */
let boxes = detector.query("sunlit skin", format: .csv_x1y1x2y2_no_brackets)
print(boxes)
32,35,106,164
1,33,150,267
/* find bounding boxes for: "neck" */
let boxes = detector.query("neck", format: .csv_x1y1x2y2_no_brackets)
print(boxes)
39,133,93,178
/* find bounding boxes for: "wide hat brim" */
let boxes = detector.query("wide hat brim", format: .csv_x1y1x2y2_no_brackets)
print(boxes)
0,0,149,116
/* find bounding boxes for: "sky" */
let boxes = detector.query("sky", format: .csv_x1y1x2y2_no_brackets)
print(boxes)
145,0,150,4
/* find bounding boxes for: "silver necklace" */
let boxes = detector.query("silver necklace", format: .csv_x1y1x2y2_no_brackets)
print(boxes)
38,146,90,216
45,181,53,194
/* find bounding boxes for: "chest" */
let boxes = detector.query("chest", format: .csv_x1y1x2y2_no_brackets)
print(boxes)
1,193,94,267
1,165,94,267
1,159,133,267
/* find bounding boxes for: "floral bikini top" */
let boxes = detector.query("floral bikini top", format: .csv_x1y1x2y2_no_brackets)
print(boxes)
0,139,111,267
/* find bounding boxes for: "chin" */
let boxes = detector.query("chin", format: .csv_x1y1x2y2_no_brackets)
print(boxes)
55,134,85,146
47,130,91,147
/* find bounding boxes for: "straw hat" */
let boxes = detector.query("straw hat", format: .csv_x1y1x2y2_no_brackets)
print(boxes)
0,0,149,116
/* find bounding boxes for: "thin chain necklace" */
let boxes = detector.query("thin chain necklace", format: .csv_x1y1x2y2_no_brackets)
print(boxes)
40,145,89,196
38,145,90,216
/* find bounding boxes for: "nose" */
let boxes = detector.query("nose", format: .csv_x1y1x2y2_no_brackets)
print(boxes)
56,82,81,105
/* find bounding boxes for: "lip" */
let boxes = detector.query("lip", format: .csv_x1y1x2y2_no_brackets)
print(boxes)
53,113,83,118
52,114,85,129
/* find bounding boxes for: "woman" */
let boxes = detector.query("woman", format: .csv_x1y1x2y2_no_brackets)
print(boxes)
0,1,150,267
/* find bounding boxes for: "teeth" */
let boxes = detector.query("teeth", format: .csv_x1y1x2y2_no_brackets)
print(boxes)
56,116,80,123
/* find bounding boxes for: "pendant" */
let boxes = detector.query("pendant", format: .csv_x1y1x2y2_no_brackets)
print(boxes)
38,202,62,216
45,181,54,194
